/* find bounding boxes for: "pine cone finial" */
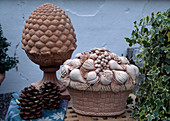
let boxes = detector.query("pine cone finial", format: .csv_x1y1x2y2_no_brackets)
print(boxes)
41,81,61,110
17,85,43,120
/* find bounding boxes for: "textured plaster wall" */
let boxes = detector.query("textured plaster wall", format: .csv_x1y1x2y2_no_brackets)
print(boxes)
0,0,169,94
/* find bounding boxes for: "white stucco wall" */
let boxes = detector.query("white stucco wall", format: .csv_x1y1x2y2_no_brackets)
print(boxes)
0,0,169,94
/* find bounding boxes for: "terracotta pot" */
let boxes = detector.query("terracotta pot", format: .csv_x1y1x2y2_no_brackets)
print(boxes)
0,72,5,85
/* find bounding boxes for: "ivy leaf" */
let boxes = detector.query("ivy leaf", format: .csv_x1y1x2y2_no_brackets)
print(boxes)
167,31,170,42
144,28,149,34
125,37,132,47
140,98,146,106
134,21,137,25
162,106,167,112
152,110,159,117
127,96,133,105
146,16,150,24
166,54,170,63
146,114,155,121
134,116,140,121
158,36,164,43
139,19,143,26
142,40,150,47
132,109,139,116
162,75,170,82
164,64,170,74
155,99,163,109
161,93,166,100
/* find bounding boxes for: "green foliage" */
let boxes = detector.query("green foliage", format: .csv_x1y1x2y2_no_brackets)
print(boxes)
125,9,170,121
127,96,133,105
0,24,19,73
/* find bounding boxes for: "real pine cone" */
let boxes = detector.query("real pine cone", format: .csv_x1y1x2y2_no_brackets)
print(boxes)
21,3,77,66
41,81,61,110
17,85,43,120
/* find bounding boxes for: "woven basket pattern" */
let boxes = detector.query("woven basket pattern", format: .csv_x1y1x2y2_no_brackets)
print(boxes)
68,87,131,116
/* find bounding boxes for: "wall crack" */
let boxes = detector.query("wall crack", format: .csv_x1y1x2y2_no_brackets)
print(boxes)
65,1,105,17
142,0,150,16
19,72,29,82
18,0,25,22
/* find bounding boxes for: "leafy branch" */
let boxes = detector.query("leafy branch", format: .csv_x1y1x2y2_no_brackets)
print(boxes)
125,8,170,121
0,24,19,73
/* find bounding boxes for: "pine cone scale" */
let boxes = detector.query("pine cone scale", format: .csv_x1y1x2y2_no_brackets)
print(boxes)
40,81,61,110
17,85,43,120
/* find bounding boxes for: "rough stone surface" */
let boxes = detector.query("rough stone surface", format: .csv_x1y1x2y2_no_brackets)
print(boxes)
0,0,169,94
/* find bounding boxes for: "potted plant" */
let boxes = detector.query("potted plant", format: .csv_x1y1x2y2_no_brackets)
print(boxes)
0,24,19,85
125,9,169,121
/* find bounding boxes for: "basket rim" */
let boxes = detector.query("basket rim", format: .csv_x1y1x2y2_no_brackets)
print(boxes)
68,81,135,92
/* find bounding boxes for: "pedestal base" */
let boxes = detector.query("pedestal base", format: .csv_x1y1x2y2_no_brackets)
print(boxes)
31,66,70,100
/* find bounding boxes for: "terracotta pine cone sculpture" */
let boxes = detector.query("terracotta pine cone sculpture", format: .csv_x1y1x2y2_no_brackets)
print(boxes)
21,3,77,66
17,85,43,120
21,3,77,96
40,81,61,110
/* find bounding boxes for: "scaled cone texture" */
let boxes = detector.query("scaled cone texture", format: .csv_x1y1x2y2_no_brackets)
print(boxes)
21,3,77,66
40,81,61,110
17,86,43,120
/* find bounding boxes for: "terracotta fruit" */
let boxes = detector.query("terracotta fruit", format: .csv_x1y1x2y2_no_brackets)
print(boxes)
60,48,139,90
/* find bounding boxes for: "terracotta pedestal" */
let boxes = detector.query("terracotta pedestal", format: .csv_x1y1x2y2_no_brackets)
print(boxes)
31,66,70,99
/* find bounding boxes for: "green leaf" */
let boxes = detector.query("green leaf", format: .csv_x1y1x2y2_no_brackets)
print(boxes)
125,37,133,47
146,16,150,24
158,36,164,43
139,19,143,26
162,106,167,112
140,98,146,106
146,114,155,121
151,11,154,17
134,116,140,121
162,75,170,82
167,51,170,57
144,28,149,34
127,96,133,105
140,114,146,120
164,64,170,74
142,40,150,47
167,31,170,42
134,21,137,25
136,53,142,59
161,93,166,100
155,99,163,109
132,109,139,116
152,110,159,117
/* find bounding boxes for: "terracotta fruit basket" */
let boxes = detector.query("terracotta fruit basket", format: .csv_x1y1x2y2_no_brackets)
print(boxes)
60,48,139,116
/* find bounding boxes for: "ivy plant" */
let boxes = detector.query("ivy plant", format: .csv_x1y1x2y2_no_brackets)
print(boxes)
0,24,19,73
125,9,170,121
